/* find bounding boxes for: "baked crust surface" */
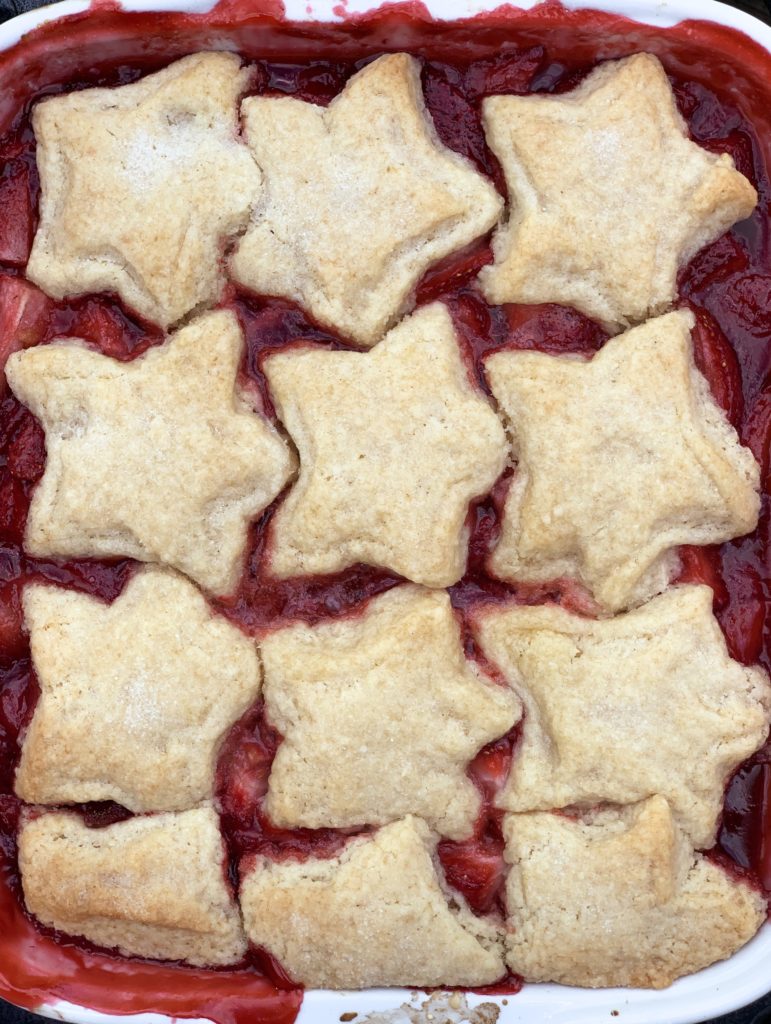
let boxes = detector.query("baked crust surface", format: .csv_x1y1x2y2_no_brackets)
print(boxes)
479,53,757,330
231,53,502,347
262,585,519,837
503,796,766,988
6,309,295,594
19,806,247,967
475,585,771,847
486,310,760,611
265,302,508,586
15,567,262,812
27,53,262,329
240,816,505,988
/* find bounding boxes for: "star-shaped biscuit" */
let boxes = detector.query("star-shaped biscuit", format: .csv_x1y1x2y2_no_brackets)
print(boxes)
27,53,262,328
15,567,262,813
19,806,247,966
240,816,505,989
475,585,771,848
264,302,508,586
262,586,519,839
479,53,757,331
6,309,295,594
485,310,760,611
231,53,503,347
503,797,765,988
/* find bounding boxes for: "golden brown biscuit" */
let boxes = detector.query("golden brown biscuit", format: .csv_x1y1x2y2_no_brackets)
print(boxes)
6,309,295,594
262,585,519,838
479,53,756,330
19,806,247,966
15,567,261,813
27,53,262,328
504,797,766,988
475,585,771,848
239,816,504,988
485,310,759,612
231,54,502,347
265,302,507,586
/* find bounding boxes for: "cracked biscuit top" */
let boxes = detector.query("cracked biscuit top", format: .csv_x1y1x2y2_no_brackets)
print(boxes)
479,53,756,330
27,53,262,329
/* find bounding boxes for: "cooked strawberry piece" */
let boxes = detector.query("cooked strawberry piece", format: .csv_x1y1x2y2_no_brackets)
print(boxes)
423,62,492,176
0,275,50,387
50,296,159,361
6,412,44,482
691,305,744,427
416,239,494,304
465,47,545,99
0,582,23,660
677,545,728,608
438,823,506,916
0,162,34,266
679,232,749,296
0,476,26,546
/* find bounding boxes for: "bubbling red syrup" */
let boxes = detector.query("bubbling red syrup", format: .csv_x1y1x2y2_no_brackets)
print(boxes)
0,1,768,1021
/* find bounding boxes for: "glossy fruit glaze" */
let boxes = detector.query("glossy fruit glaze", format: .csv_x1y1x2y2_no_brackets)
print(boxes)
0,2,770,1022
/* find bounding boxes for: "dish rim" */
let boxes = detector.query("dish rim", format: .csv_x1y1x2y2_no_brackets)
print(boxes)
0,0,770,1021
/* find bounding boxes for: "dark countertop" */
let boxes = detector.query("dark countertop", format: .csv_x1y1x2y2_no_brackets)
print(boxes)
0,0,769,1021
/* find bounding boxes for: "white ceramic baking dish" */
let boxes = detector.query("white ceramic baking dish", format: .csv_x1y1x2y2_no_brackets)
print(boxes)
0,0,769,1021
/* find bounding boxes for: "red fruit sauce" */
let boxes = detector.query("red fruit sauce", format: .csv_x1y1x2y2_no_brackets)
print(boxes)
0,1,770,1021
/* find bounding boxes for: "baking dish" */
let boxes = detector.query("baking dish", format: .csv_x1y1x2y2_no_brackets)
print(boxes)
0,0,769,1022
